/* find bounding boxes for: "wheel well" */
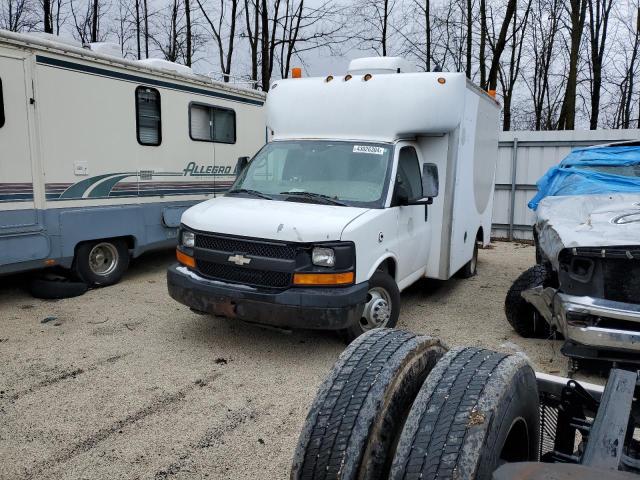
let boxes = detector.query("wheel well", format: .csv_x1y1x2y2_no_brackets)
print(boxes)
376,258,396,280
74,235,136,253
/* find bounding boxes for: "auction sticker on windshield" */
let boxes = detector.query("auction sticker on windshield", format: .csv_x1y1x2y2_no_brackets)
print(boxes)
353,145,386,155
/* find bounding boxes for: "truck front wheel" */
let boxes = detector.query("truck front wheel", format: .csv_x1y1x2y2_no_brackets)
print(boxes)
73,239,130,287
341,271,400,343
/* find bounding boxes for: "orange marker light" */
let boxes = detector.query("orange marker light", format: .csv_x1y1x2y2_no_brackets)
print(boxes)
437,77,446,84
293,271,355,286
176,249,196,268
488,89,496,98
363,73,372,81
291,67,302,78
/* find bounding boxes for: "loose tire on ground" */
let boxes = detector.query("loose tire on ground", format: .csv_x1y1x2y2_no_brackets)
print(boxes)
457,241,479,279
390,347,539,480
504,264,551,338
291,329,447,480
28,274,88,299
73,239,130,287
340,271,401,343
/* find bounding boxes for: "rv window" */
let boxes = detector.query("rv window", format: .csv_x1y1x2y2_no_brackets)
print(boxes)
397,147,422,198
136,86,161,146
0,78,4,128
189,103,236,144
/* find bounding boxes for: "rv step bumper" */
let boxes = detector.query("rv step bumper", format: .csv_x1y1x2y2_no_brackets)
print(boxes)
167,263,367,330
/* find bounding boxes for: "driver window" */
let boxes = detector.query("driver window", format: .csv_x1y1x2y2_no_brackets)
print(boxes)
397,147,422,199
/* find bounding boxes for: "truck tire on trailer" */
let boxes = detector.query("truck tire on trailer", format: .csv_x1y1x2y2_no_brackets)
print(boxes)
457,241,479,279
73,239,130,287
505,264,551,338
340,271,401,343
390,347,539,480
291,329,447,480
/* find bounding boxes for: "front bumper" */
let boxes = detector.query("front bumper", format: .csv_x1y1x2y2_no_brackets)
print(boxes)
523,287,640,358
167,263,368,330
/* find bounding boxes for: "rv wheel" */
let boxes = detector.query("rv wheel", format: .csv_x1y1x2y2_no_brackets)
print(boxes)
390,347,539,480
291,329,447,480
505,264,551,338
340,271,400,343
457,241,478,278
73,239,130,287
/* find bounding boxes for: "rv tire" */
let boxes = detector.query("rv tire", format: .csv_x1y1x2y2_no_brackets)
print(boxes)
291,329,447,480
390,347,539,480
505,264,551,338
73,239,130,287
28,274,89,299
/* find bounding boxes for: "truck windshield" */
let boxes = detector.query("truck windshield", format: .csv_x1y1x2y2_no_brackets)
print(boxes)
230,140,393,208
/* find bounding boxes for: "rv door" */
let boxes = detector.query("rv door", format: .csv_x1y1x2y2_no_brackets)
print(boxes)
0,55,38,229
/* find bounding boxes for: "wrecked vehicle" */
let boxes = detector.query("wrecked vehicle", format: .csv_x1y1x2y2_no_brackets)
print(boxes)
505,143,640,364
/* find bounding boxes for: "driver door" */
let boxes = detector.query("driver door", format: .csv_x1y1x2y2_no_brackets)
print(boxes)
393,144,430,283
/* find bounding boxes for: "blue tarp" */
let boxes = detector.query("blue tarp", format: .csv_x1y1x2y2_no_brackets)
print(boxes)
528,145,640,210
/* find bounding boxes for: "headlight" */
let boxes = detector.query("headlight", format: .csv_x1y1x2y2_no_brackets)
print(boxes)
181,230,195,248
312,247,335,267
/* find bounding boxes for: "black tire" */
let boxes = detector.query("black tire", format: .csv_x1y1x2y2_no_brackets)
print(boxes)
457,241,479,279
390,347,539,480
505,264,551,338
73,239,129,287
340,271,401,343
291,329,447,480
28,274,88,299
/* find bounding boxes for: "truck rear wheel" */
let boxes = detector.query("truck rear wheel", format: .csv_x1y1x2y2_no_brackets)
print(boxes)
291,329,447,480
73,239,130,287
340,271,401,343
457,241,478,278
390,347,539,480
505,264,551,338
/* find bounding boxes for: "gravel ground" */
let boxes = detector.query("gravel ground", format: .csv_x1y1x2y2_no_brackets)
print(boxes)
0,242,590,479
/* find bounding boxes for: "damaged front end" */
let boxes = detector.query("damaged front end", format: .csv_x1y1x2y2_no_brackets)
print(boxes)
523,245,640,362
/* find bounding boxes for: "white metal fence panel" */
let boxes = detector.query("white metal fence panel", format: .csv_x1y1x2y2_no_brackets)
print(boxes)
492,129,640,241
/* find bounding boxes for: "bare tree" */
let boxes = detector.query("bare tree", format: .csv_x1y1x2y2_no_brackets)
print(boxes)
197,0,239,81
498,0,532,130
243,0,260,86
557,0,587,130
1,0,38,31
184,0,191,66
350,0,396,55
586,0,613,129
486,0,517,92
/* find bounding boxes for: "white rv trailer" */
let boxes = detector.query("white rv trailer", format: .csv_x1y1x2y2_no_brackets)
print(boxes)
0,30,266,285
168,57,500,340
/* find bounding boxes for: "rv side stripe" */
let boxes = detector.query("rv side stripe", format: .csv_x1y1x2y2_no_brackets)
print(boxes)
35,55,265,107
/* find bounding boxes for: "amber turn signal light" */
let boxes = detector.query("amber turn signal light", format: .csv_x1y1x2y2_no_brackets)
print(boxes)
293,271,354,286
176,249,196,268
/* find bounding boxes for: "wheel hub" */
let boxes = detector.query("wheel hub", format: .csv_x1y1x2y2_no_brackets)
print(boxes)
361,288,392,330
88,243,119,276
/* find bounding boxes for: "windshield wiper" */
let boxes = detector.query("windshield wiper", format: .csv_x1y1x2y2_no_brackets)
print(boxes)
227,188,273,200
280,191,347,206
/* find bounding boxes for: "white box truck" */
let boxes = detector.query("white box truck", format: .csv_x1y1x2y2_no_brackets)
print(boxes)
167,57,500,340
0,30,265,286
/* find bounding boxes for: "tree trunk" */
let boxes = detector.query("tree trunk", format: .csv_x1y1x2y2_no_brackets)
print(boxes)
479,0,486,88
91,0,99,42
44,0,53,33
144,0,149,58
382,0,389,56
557,0,587,130
260,0,270,91
425,0,431,71
135,0,141,59
587,0,612,130
185,0,192,66
466,0,472,78
487,0,517,91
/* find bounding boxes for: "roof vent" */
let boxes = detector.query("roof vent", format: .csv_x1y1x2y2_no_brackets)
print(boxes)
137,58,193,75
347,57,417,75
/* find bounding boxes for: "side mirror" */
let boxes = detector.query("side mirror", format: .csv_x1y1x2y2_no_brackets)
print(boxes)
235,156,250,174
422,163,439,199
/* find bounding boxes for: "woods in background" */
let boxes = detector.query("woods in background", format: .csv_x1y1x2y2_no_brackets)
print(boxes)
1,0,639,130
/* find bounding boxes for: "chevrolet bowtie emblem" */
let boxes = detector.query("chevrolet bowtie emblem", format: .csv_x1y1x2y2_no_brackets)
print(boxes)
228,254,251,266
